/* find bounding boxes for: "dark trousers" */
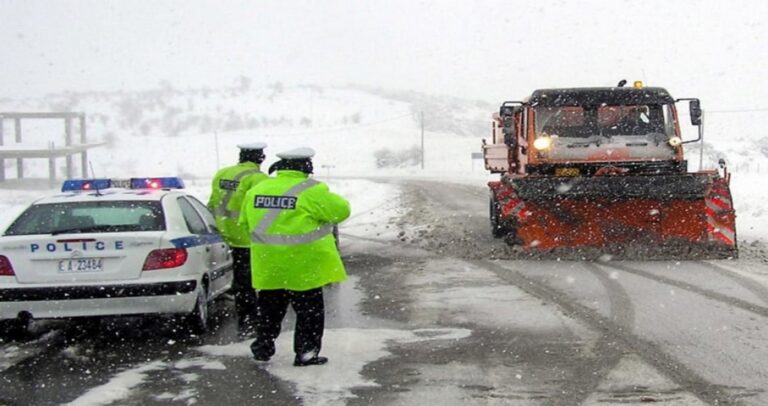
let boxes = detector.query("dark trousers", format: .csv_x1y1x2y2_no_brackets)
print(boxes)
250,288,325,357
230,247,258,324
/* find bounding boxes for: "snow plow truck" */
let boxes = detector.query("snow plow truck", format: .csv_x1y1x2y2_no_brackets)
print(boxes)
483,81,737,259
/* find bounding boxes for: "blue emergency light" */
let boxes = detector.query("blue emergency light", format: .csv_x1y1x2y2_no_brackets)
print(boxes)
61,177,185,192
61,179,112,192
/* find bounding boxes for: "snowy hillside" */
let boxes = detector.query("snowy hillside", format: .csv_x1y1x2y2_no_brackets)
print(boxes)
0,82,492,179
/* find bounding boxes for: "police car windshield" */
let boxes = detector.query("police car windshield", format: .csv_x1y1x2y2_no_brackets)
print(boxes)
3,201,165,236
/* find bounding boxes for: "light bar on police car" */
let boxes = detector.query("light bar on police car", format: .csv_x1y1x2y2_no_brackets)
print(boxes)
61,179,112,192
61,177,185,192
129,177,185,190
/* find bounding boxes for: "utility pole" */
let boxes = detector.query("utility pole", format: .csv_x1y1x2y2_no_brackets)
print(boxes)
420,111,425,170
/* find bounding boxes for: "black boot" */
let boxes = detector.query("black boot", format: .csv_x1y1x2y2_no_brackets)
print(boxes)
294,353,328,367
253,352,272,362
250,340,274,362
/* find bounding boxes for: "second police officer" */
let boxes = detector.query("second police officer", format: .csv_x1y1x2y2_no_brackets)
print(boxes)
208,143,269,335
239,147,350,366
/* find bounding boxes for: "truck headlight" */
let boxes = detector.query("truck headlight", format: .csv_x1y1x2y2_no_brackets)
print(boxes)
668,136,682,147
533,136,552,151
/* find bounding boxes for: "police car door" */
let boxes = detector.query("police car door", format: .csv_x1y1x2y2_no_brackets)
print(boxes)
179,196,231,297
176,197,218,295
186,195,232,295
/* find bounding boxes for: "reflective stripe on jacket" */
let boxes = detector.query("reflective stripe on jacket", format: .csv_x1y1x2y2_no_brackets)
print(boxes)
208,162,267,247
239,170,351,291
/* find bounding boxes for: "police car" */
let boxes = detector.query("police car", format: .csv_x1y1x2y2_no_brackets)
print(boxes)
0,177,233,335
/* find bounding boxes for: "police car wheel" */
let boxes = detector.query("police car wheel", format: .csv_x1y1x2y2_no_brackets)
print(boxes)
187,287,210,334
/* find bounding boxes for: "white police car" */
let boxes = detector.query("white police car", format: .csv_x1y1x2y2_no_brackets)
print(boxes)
0,177,233,335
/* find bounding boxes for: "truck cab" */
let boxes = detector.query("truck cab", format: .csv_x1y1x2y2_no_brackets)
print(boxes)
484,85,696,177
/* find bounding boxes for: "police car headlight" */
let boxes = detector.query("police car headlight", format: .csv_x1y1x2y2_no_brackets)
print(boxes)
533,136,552,151
668,136,683,147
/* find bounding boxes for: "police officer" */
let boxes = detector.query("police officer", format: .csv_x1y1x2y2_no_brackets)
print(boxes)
239,147,350,366
208,142,268,334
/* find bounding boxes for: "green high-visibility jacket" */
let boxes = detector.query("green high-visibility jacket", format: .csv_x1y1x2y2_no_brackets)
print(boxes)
208,162,268,247
239,170,351,291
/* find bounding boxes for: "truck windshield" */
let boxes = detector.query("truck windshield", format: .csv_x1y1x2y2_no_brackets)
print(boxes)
535,104,672,138
533,104,678,161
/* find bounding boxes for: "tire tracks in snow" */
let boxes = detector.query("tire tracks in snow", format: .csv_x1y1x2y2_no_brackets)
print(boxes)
344,227,738,404
542,262,635,406
597,261,768,319
343,230,709,404
699,262,768,306
476,259,741,406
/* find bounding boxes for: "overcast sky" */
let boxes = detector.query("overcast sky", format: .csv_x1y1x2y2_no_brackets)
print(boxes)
2,0,767,108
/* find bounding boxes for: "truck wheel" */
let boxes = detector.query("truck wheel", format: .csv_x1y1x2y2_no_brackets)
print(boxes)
491,197,518,240
490,197,506,238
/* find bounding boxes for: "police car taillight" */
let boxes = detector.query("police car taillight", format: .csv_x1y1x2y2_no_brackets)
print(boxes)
0,255,15,276
142,248,188,270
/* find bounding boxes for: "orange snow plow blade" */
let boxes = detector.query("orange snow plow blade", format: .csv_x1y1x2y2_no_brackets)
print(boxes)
496,172,737,259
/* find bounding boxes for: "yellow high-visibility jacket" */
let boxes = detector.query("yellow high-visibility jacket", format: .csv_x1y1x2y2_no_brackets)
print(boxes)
239,170,350,291
208,162,267,247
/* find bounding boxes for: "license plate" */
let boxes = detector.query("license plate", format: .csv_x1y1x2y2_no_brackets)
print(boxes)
555,167,580,176
58,258,104,273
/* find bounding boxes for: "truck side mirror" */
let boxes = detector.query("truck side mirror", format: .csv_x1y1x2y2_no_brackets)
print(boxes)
689,99,702,126
503,117,516,146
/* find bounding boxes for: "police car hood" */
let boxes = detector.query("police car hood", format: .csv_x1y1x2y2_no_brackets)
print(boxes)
1,231,163,284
